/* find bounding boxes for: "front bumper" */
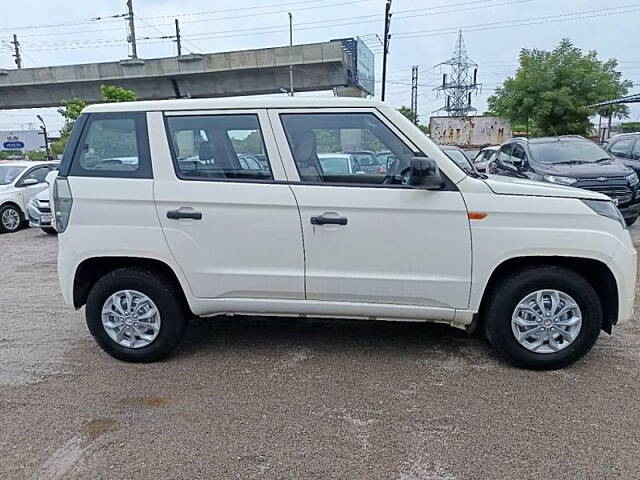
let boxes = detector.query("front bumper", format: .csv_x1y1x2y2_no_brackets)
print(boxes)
608,230,637,325
26,202,53,228
618,201,640,220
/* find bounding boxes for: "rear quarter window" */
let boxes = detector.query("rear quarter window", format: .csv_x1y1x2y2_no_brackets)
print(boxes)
67,112,152,179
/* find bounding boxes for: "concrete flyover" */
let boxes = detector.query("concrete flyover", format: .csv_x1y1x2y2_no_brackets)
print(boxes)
0,39,374,110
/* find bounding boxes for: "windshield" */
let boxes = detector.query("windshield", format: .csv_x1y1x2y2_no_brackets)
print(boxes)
444,149,474,173
319,157,350,174
0,166,25,185
530,141,611,164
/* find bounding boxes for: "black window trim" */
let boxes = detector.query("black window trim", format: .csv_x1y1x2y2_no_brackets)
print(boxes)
278,111,457,191
68,112,153,179
162,112,278,184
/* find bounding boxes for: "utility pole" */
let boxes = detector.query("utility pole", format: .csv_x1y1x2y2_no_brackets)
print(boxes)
11,34,22,69
126,0,138,59
36,115,51,160
174,19,182,56
410,65,419,125
381,0,392,102
288,12,294,96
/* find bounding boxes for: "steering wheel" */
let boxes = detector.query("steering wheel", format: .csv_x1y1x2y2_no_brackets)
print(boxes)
383,166,411,185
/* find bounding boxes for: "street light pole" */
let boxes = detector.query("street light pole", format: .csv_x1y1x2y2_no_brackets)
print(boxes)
36,115,51,160
288,12,294,96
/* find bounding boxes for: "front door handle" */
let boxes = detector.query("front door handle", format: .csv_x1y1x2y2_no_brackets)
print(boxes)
167,209,203,220
310,214,348,226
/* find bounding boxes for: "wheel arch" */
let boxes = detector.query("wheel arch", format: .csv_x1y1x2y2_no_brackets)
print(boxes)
73,256,193,315
478,256,618,334
0,200,25,217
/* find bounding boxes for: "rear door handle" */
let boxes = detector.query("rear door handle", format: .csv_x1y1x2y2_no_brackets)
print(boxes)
167,209,203,220
310,214,348,226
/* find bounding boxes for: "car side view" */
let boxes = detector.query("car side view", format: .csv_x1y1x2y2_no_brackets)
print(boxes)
51,98,636,370
0,161,58,234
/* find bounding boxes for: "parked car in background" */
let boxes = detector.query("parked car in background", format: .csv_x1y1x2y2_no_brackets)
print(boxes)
27,188,57,235
344,150,386,175
604,133,640,174
51,97,636,370
441,145,476,175
0,161,58,234
317,153,365,175
491,136,640,225
473,146,499,173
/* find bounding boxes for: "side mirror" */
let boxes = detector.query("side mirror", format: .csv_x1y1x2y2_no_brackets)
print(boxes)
408,157,444,190
21,178,38,186
45,170,58,186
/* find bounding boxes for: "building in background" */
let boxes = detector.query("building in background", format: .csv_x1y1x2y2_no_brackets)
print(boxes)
429,116,512,147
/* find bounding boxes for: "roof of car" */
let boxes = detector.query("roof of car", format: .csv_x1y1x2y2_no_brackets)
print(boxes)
83,96,384,113
508,135,589,144
0,160,57,168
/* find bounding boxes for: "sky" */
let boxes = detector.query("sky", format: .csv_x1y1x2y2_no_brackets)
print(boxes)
0,0,638,135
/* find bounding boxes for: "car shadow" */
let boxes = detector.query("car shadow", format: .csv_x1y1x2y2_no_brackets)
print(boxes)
177,315,491,361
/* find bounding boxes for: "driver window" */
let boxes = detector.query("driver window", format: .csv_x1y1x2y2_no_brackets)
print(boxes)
279,113,416,185
511,144,527,165
22,166,49,184
497,144,514,164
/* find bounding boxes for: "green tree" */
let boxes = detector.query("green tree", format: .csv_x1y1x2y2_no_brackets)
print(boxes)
398,106,429,135
487,39,631,136
51,85,137,155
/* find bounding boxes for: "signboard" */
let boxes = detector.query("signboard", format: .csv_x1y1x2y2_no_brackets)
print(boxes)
337,38,375,96
3,141,25,150
429,116,512,147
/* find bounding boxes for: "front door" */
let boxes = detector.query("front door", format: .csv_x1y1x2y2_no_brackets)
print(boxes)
154,110,304,300
270,109,472,309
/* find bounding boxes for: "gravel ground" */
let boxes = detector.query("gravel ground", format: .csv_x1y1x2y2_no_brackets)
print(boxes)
1,226,640,480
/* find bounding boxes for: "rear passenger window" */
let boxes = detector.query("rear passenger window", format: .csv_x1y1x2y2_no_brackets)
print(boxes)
165,114,273,181
70,113,151,178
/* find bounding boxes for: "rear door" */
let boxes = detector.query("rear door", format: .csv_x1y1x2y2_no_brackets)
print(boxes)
269,108,471,309
154,110,304,300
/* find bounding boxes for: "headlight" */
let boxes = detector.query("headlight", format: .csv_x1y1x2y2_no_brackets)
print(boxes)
581,199,625,228
544,175,577,185
28,196,38,208
626,173,639,186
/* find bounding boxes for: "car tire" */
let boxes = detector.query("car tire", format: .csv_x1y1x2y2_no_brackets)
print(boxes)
41,227,58,235
625,215,638,226
85,267,189,363
484,265,602,370
0,204,24,234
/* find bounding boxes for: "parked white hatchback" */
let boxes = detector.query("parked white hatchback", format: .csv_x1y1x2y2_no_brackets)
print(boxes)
51,98,636,369
0,161,58,234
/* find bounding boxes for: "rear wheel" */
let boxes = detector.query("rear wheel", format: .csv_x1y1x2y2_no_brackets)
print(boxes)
0,204,23,234
85,268,189,362
484,266,602,370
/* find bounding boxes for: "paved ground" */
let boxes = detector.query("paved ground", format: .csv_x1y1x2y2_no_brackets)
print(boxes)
1,226,640,480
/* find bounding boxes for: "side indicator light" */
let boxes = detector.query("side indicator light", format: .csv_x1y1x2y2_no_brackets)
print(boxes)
468,212,488,220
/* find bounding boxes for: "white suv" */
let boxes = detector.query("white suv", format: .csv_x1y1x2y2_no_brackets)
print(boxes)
0,160,58,234
51,98,636,370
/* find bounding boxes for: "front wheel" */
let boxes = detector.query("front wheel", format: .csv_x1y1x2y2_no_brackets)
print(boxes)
625,215,638,226
0,204,23,234
85,268,189,362
41,227,57,235
484,266,602,370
